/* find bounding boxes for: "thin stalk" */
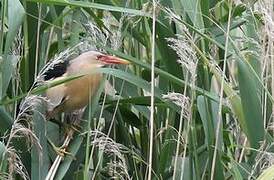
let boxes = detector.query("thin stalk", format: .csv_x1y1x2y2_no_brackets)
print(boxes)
35,3,42,77
172,72,189,179
190,96,200,179
201,159,209,180
0,0,7,54
22,0,30,91
269,5,274,134
238,138,247,163
263,38,269,128
84,85,93,180
181,100,192,180
147,1,156,180
210,2,232,179
44,26,54,62
87,79,108,177
185,72,199,180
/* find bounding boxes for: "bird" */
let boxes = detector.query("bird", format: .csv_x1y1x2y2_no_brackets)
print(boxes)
44,50,130,118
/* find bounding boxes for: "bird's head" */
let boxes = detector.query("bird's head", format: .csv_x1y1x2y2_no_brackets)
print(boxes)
80,51,130,66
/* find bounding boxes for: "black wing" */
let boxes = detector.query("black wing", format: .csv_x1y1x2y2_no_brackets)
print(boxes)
43,60,69,81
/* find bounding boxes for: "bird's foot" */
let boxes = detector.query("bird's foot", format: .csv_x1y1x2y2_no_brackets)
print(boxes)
54,147,71,157
48,139,72,157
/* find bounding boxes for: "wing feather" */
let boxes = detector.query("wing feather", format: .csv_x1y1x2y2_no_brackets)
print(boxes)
45,75,67,112
44,60,69,81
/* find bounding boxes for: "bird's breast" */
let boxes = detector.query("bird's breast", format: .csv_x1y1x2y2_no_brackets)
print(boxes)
62,74,102,111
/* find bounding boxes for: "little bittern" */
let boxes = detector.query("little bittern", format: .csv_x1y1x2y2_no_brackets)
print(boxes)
44,51,130,117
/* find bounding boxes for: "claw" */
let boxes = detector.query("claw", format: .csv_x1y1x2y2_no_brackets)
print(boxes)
48,138,72,158
54,147,71,157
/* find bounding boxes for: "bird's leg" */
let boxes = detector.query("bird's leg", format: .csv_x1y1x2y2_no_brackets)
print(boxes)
63,110,84,134
62,120,81,136
47,121,78,158
48,114,81,135
62,123,81,139
47,110,84,157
